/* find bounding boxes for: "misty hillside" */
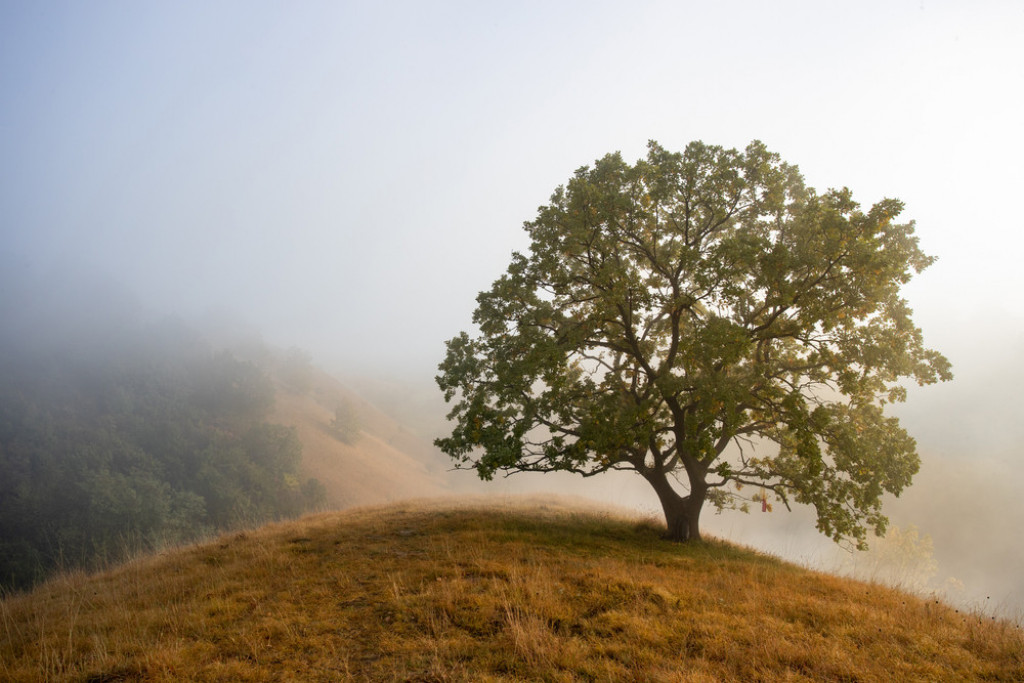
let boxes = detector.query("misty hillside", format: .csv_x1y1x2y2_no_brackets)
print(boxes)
0,315,321,591
0,266,456,592
267,359,453,508
2,499,1021,682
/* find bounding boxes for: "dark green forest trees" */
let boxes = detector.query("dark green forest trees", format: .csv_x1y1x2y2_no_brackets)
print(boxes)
0,271,325,591
437,140,951,546
331,400,362,444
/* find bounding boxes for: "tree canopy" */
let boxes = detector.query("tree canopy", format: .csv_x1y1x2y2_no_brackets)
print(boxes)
436,140,951,546
0,275,327,591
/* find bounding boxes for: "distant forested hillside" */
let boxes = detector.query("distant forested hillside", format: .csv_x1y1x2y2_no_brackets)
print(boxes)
0,263,325,591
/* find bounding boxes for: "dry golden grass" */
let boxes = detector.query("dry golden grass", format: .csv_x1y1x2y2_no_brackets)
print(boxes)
269,379,450,509
2,496,1021,681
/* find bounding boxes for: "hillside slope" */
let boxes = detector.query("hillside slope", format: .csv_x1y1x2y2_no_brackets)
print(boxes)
2,498,1021,682
268,370,454,508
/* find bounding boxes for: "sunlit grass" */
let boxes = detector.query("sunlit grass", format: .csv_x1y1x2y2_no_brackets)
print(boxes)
1,497,1021,681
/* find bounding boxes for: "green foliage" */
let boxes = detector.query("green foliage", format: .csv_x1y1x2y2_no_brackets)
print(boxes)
330,400,362,444
437,140,951,546
0,318,326,593
191,351,276,418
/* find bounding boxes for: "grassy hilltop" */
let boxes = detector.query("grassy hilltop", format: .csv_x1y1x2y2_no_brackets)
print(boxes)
2,498,1021,682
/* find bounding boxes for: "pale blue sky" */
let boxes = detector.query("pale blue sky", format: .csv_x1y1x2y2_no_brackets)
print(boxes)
2,0,1022,377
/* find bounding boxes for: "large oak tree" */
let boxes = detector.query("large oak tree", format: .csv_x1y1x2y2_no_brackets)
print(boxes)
436,141,951,546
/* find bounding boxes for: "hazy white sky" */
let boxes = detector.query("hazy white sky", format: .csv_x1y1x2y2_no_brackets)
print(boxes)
2,0,1022,377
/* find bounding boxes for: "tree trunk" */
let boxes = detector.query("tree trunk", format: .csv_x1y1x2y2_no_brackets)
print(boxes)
644,469,706,542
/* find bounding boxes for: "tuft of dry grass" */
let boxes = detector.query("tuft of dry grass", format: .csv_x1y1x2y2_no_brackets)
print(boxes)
1,496,1021,681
